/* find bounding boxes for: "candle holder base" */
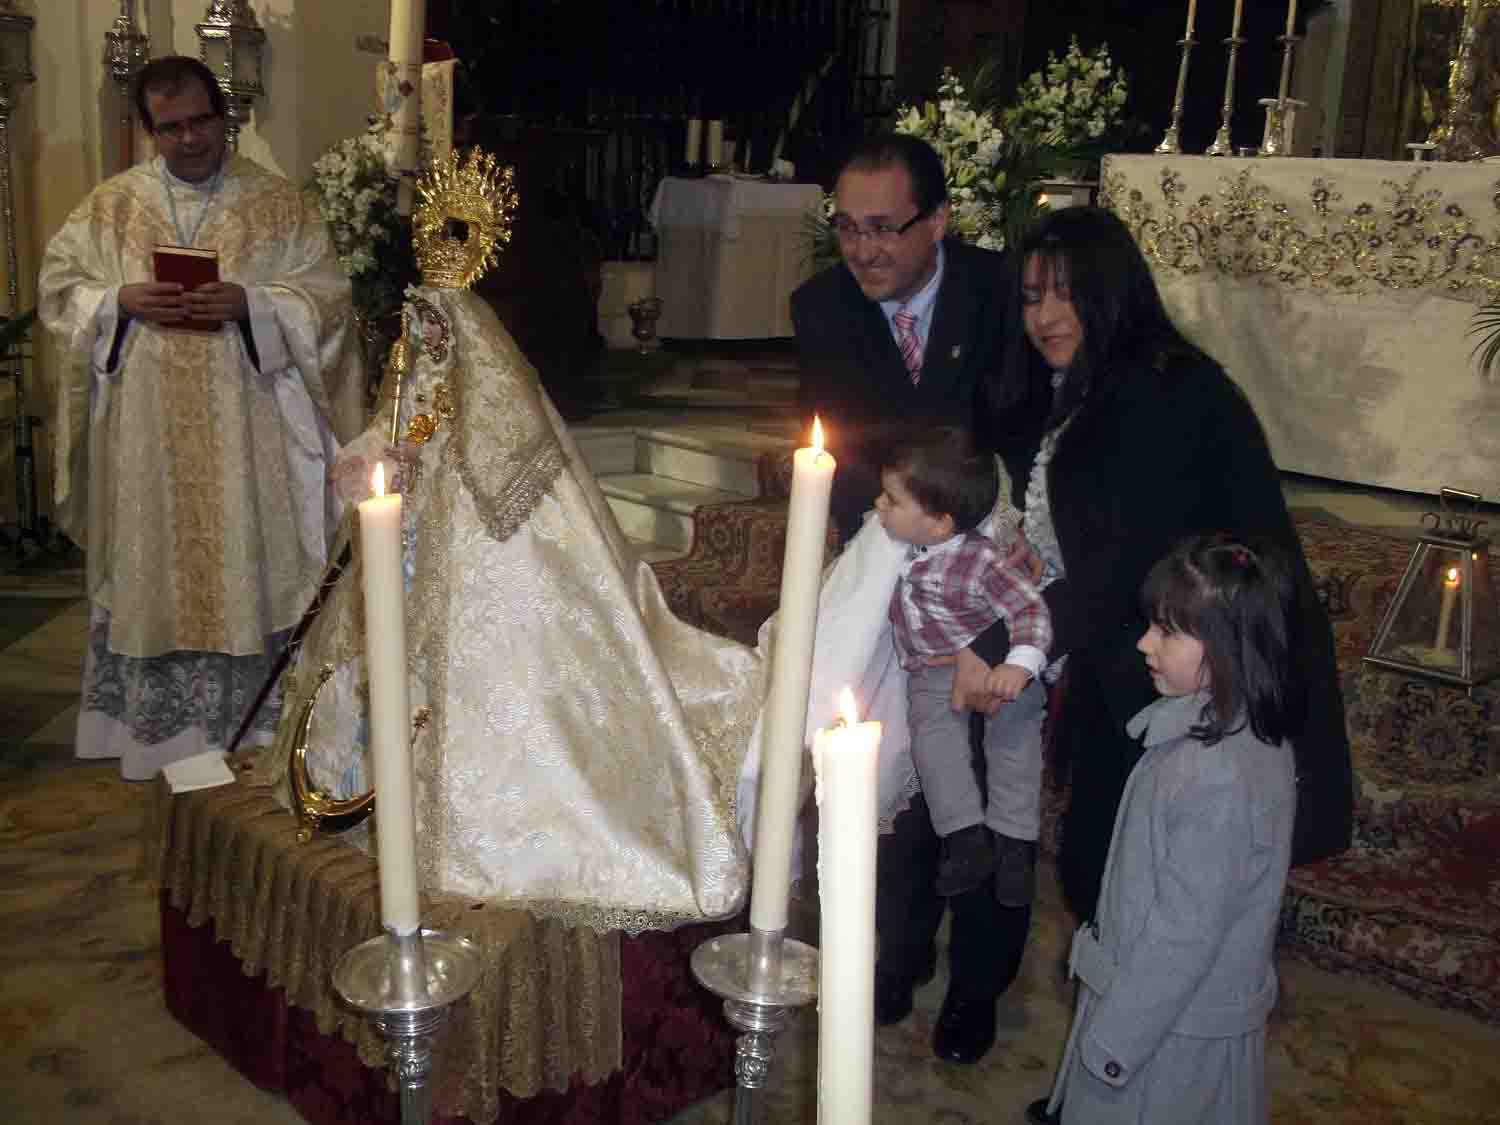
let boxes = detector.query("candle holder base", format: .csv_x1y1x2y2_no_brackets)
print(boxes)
333,929,483,1125
691,930,818,1125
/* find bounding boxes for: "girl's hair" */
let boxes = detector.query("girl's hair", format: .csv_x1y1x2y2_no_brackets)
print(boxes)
879,426,999,533
1140,533,1306,747
987,206,1207,429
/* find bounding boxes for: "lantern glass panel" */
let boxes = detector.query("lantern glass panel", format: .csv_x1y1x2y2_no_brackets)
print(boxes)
0,22,32,84
201,37,229,78
240,40,263,92
1367,539,1500,683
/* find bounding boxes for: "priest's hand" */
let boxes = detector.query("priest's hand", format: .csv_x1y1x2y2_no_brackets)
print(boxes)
119,281,188,324
183,281,249,323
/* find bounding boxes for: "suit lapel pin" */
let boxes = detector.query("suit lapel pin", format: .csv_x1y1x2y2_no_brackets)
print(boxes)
951,345,961,360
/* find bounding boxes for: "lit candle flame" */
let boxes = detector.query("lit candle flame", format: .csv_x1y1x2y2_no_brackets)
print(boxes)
837,686,858,727
1446,567,1460,585
372,461,386,499
812,415,824,455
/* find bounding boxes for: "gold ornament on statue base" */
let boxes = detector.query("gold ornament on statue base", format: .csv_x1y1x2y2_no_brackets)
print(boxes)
411,147,517,290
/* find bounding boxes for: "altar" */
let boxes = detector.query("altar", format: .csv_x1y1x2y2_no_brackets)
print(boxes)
649,176,823,340
1100,154,1500,499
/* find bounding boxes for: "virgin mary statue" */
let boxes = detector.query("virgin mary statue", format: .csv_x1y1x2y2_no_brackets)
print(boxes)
249,152,765,932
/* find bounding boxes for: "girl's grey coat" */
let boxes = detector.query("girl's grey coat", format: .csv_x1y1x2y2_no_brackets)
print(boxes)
1050,692,1296,1125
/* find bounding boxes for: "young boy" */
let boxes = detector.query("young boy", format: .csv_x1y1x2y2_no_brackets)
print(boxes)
876,427,1053,903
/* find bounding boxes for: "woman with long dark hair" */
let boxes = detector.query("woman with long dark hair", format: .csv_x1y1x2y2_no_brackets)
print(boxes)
958,205,1352,1082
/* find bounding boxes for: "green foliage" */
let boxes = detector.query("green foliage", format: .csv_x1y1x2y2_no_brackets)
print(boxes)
1470,303,1500,378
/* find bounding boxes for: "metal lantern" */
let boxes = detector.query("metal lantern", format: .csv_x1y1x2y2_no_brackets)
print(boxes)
195,0,265,150
104,0,149,170
0,1,34,99
1365,488,1500,693
104,0,148,88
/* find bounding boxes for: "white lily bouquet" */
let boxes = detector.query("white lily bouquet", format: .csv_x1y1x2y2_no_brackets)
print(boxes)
307,115,416,327
893,69,1012,250
1002,37,1129,151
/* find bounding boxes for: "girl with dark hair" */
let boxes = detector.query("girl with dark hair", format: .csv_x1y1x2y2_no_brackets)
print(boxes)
1042,534,1300,1125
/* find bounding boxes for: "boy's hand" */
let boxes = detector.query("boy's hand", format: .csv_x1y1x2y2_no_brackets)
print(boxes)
987,663,1032,703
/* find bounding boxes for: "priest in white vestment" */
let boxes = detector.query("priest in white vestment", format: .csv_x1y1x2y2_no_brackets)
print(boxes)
38,56,363,780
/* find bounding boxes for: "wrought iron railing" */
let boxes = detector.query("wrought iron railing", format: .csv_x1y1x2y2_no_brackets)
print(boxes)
440,0,894,260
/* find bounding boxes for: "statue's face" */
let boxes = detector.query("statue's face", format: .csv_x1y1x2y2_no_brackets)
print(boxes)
147,80,227,184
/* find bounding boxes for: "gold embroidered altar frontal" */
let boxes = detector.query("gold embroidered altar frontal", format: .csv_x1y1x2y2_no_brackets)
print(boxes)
1100,154,1500,498
151,764,621,1123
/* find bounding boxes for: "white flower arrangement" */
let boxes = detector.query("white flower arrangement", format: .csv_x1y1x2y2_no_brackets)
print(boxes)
893,69,1013,250
307,115,415,325
1001,37,1129,151
806,45,1129,261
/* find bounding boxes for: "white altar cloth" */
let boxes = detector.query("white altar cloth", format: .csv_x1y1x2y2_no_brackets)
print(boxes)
1101,154,1500,499
649,176,823,340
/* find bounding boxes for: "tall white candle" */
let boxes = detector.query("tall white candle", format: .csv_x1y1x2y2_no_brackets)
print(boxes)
685,118,703,167
1284,0,1297,37
1435,566,1461,652
707,119,725,168
1182,0,1197,39
1230,0,1245,38
814,689,879,1125
749,418,835,933
386,0,426,214
359,463,421,935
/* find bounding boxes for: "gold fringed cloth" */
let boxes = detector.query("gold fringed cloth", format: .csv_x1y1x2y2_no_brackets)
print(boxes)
1099,154,1500,499
151,761,622,1124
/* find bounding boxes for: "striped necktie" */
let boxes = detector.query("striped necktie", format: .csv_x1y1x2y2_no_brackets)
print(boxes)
893,308,922,385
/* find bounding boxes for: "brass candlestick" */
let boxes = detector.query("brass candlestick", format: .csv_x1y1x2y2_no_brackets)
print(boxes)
1206,36,1247,156
1155,36,1197,155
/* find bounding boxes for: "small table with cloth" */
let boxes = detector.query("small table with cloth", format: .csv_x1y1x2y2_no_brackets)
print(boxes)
649,175,824,339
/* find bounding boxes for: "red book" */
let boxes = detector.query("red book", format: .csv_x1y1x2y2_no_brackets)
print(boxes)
152,244,223,333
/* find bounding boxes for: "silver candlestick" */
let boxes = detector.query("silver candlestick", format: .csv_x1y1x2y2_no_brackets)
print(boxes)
1256,96,1306,157
1155,36,1197,155
691,926,818,1125
333,928,483,1125
1206,36,1248,156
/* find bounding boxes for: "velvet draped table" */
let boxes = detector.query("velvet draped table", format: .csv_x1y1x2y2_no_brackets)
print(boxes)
149,761,738,1125
1100,154,1500,499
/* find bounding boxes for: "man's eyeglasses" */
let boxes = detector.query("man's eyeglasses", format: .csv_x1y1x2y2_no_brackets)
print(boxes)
830,207,933,246
154,113,223,142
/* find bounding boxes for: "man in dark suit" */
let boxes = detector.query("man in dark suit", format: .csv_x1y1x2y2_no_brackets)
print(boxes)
792,133,1019,546
790,133,1033,1065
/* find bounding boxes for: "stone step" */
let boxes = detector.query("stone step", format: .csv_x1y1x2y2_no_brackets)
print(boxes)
598,472,748,553
571,411,798,552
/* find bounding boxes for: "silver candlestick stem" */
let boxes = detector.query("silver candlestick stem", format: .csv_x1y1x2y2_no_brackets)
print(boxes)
1155,36,1197,155
692,926,818,1125
333,928,483,1125
1206,36,1247,156
1275,33,1300,103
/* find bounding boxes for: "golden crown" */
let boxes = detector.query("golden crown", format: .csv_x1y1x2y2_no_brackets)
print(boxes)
412,148,518,290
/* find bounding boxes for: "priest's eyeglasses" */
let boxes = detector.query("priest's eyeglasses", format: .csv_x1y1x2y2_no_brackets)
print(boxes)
830,207,933,246
154,113,224,142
